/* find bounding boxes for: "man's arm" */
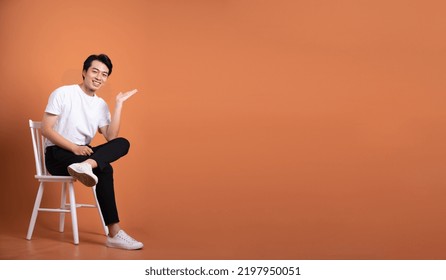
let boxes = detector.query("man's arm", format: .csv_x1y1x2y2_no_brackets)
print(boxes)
41,113,93,156
100,89,138,141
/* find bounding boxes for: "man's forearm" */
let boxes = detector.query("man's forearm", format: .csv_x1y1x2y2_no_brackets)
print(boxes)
105,103,123,140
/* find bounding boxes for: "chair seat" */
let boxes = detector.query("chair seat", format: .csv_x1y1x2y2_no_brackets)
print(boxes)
35,175,75,182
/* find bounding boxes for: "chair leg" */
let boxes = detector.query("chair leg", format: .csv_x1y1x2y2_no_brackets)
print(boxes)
92,186,109,236
26,182,45,240
59,182,68,233
68,182,79,245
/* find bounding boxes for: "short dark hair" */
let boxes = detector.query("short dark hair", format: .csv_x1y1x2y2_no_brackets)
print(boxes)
82,54,113,79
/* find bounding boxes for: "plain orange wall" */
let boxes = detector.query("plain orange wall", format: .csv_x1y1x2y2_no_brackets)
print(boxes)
2,0,446,259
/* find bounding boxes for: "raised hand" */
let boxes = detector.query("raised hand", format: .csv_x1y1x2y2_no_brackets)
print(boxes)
116,89,138,106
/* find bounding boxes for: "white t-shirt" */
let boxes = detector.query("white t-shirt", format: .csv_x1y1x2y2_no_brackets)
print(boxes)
45,84,111,147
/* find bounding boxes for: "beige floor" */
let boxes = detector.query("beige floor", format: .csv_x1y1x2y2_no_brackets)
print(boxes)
0,212,278,260
3,205,446,260
1,221,150,260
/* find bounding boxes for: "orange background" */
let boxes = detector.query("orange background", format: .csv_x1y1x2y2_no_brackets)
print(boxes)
1,0,446,259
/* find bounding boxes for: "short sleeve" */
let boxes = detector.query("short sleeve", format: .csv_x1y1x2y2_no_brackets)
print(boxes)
98,102,111,128
45,88,64,115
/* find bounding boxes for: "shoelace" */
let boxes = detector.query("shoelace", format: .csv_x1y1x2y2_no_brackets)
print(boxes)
116,231,139,243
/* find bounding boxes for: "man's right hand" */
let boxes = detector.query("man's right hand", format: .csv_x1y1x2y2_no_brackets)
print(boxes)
72,145,94,156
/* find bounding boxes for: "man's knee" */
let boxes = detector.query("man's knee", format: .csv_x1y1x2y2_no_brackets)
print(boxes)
114,137,130,154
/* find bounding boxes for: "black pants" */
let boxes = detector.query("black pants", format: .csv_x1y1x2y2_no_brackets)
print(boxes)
45,137,130,225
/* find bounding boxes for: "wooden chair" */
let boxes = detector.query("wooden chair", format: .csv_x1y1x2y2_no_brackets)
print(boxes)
26,120,108,244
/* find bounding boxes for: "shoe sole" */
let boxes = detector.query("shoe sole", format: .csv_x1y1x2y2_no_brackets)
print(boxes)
67,166,97,187
106,241,144,250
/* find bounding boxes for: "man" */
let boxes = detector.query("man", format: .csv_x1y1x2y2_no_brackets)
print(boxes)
41,54,143,250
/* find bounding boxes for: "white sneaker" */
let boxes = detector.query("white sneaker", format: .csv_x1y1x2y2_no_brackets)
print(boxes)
106,230,144,250
67,162,98,187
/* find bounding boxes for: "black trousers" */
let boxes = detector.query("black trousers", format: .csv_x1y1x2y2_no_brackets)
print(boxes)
45,137,130,225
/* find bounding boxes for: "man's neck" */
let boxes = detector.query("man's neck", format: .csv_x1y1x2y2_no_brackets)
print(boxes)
79,83,96,97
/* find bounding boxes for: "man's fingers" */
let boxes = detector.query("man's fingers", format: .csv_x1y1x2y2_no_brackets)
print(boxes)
116,89,138,103
80,146,93,156
127,89,138,95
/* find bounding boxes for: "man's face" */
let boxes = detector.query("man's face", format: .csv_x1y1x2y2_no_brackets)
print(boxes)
82,60,109,92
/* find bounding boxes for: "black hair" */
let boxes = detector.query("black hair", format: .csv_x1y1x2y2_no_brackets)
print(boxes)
82,54,113,79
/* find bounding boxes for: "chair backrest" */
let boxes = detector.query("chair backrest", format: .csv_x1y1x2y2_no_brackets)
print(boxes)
29,120,48,176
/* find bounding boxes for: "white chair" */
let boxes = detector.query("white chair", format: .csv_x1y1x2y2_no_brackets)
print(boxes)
26,120,108,244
